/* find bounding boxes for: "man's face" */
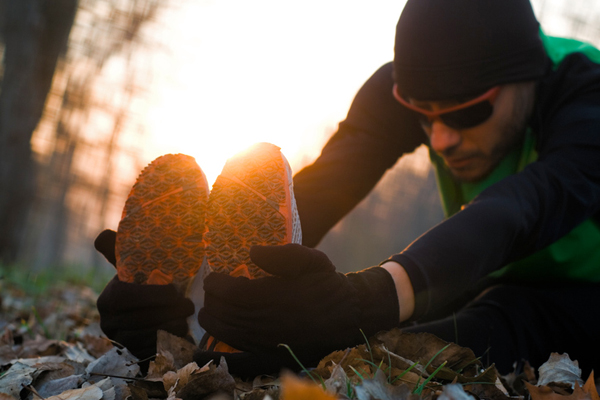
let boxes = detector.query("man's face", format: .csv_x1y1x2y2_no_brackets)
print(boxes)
411,83,536,183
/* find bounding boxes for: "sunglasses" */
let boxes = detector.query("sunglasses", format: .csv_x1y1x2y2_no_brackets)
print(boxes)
392,84,501,129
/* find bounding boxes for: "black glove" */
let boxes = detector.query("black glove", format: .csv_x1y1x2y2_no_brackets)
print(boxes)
97,276,195,363
197,243,400,373
94,229,117,266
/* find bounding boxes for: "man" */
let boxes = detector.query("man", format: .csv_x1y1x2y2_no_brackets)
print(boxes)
97,0,600,376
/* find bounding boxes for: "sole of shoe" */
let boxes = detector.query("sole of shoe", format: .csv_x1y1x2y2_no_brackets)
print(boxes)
115,154,209,293
204,142,302,279
198,142,302,351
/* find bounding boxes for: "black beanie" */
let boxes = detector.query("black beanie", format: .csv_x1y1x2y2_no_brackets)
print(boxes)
394,0,548,100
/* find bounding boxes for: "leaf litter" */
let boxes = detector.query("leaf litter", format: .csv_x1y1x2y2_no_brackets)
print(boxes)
1,282,598,399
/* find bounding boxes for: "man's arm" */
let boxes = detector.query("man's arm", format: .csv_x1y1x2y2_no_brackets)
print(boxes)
381,260,415,321
390,54,600,320
293,62,427,247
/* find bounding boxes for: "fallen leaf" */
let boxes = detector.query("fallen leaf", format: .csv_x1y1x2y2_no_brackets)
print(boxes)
162,361,203,392
324,361,348,397
156,330,196,370
373,330,481,377
80,335,113,359
314,345,373,381
583,372,599,400
35,374,85,398
45,385,103,400
128,380,167,399
0,345,19,365
175,357,235,400
64,342,96,364
527,381,582,400
354,368,415,400
0,393,17,400
85,346,140,378
147,353,176,380
537,354,584,389
0,361,37,398
280,373,338,400
128,384,149,400
438,384,476,400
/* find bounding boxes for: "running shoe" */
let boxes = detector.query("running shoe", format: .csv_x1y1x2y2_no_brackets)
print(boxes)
115,154,209,292
199,142,302,351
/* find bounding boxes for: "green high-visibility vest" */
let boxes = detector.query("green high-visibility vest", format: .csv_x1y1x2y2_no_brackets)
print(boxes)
429,31,600,282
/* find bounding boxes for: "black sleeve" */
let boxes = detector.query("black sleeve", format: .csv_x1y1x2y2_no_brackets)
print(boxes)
293,62,427,247
392,54,600,320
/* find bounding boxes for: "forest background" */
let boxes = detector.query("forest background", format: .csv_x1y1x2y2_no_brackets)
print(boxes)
1,0,599,286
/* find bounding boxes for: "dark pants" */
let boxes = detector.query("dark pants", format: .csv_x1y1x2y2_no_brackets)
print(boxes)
402,282,600,375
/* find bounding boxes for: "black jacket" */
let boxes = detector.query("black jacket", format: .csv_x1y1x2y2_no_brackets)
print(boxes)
293,54,600,319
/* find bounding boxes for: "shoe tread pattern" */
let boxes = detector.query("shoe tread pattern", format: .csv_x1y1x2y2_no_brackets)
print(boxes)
205,143,289,278
116,154,208,288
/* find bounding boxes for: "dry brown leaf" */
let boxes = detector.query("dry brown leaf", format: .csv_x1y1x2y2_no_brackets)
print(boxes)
45,385,103,400
324,361,348,396
314,345,372,380
19,336,65,358
80,335,113,358
156,330,196,370
147,353,176,381
583,372,599,400
373,329,481,377
526,381,591,400
128,384,149,400
389,367,422,388
0,393,17,400
280,374,338,400
175,358,235,400
162,361,203,392
0,345,19,365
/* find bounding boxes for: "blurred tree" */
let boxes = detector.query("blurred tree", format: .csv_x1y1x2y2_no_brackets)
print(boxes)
0,0,164,269
0,0,78,263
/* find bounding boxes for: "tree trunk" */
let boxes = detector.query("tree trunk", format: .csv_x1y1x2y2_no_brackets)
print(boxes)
0,0,77,263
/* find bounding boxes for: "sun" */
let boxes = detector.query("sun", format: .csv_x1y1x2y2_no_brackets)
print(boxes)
139,0,405,186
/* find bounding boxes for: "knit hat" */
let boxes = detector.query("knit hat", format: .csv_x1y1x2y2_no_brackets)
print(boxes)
394,0,548,100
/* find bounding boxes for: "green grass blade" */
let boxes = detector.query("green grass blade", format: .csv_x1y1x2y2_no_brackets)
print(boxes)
390,361,419,384
414,360,448,394
278,344,324,389
359,329,374,364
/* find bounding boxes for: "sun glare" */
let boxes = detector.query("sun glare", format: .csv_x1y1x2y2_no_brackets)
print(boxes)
139,0,405,187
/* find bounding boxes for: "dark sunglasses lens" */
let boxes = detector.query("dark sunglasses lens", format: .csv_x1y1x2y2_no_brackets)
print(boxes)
441,101,494,129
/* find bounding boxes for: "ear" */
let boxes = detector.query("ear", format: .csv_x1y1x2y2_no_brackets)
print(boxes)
94,229,117,267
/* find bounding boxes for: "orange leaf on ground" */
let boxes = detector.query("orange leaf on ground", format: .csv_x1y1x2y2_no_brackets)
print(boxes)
280,374,338,400
583,372,599,400
526,381,592,400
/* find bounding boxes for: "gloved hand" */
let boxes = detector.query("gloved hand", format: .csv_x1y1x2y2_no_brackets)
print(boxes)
97,277,195,362
94,229,117,266
198,243,400,373
94,230,194,364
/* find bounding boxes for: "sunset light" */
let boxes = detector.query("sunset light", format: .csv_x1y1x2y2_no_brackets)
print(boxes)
140,0,405,186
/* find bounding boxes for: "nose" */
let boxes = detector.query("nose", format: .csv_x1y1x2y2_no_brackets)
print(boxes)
428,120,461,154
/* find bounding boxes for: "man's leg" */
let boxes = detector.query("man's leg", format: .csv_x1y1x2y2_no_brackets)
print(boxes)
402,283,600,374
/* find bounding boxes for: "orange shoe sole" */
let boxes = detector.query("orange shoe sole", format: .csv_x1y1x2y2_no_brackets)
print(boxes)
204,142,301,279
115,154,209,291
201,142,301,352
